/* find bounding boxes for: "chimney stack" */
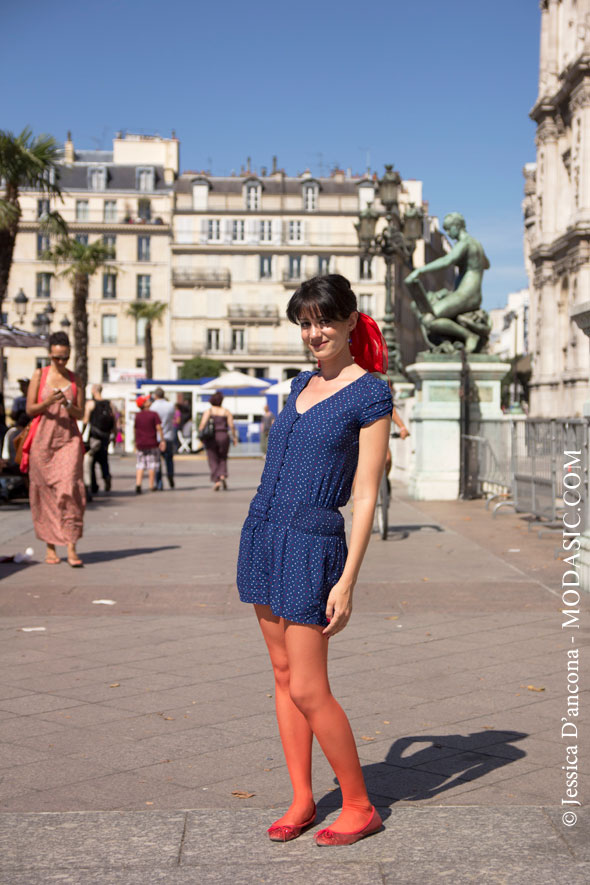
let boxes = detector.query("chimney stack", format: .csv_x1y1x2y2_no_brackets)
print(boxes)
64,131,74,164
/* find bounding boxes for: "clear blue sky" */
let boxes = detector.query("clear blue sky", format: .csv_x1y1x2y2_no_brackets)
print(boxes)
3,0,539,309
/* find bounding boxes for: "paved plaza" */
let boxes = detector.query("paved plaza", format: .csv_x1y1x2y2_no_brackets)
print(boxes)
0,454,587,883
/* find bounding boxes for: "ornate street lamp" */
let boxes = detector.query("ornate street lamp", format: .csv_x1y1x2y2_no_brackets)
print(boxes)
60,315,71,330
355,165,423,384
14,289,29,322
32,312,50,337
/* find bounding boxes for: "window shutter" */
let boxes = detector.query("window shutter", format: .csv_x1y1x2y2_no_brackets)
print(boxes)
223,218,233,244
199,218,209,244
300,220,306,245
271,218,282,245
246,219,259,244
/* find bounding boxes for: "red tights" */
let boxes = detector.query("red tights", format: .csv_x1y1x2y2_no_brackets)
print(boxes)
255,604,373,832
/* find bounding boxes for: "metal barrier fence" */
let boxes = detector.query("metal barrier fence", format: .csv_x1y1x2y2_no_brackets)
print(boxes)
462,417,589,531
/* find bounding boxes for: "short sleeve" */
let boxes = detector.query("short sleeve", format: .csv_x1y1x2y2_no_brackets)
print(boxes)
289,371,312,397
358,379,393,428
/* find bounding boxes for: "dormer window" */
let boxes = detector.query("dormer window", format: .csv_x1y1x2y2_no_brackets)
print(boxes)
136,167,155,192
245,181,261,211
358,182,375,212
303,182,318,212
88,166,107,191
192,178,210,210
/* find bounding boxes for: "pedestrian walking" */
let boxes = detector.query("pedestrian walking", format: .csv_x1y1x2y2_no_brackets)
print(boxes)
84,384,115,494
134,396,165,493
260,403,275,455
237,274,392,846
198,392,238,491
24,331,86,567
150,387,177,489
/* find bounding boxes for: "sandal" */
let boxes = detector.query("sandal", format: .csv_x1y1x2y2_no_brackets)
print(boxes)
67,557,84,568
45,556,60,565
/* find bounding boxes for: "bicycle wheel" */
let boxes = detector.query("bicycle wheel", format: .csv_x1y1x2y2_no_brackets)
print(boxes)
376,472,389,540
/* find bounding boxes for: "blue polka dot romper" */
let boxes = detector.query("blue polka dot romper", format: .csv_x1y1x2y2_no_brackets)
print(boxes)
237,370,392,626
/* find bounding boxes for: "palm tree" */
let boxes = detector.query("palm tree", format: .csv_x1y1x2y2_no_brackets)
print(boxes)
126,301,167,380
0,128,62,314
45,237,116,391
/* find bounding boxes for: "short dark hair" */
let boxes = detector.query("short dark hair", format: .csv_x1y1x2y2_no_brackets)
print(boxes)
286,274,357,325
209,392,224,407
48,331,70,349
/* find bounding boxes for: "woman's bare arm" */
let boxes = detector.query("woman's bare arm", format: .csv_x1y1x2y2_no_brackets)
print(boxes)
198,409,211,431
65,374,85,421
323,414,391,637
226,410,239,443
26,369,64,417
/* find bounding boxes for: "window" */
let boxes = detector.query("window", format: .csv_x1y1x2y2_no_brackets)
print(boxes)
232,220,245,242
232,329,246,352
359,256,373,280
101,314,117,345
137,236,150,261
76,200,89,221
207,219,221,242
359,294,373,316
75,233,89,245
136,167,155,192
358,185,375,212
260,220,272,242
103,234,116,258
37,234,50,257
192,182,208,210
137,274,151,300
207,328,221,351
288,221,302,243
288,255,302,279
35,356,51,370
103,200,117,222
318,255,330,275
303,184,317,212
259,255,273,279
136,316,147,345
37,199,50,219
102,358,116,382
245,183,260,210
138,198,151,222
36,273,52,298
102,273,117,299
88,166,106,190
136,357,146,369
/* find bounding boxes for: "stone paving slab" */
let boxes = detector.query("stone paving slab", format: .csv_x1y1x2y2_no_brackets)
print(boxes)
0,456,587,882
0,808,587,884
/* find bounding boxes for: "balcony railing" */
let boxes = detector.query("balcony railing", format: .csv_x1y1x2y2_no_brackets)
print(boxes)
227,304,279,323
21,210,170,227
282,271,303,288
173,269,231,288
171,341,309,358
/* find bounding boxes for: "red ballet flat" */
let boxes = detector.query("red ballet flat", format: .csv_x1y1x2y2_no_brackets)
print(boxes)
267,804,317,842
314,806,382,846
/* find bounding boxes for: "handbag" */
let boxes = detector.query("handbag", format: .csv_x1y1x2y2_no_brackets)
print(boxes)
13,425,31,466
198,416,216,442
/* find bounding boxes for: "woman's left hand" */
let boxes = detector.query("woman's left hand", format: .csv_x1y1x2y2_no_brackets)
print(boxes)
322,580,354,638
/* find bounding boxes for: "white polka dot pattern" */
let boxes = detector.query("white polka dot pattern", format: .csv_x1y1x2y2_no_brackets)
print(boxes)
236,370,392,625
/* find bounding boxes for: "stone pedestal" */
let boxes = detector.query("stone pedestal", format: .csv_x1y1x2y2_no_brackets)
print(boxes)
406,353,510,500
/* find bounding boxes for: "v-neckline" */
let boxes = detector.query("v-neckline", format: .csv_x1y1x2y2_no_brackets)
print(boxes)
294,370,369,416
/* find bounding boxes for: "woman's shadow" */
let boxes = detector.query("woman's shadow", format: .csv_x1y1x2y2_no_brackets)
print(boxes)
317,730,527,820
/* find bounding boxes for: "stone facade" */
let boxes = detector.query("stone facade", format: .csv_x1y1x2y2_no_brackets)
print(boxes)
525,0,590,417
3,133,178,392
170,165,447,382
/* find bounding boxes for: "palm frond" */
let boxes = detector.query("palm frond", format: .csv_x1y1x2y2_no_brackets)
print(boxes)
125,300,167,323
0,128,62,199
0,198,20,228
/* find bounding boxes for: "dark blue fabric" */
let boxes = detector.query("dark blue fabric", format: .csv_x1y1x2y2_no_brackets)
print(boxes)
237,370,392,625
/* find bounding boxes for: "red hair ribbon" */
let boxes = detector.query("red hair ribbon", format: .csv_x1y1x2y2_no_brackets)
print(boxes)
350,312,389,374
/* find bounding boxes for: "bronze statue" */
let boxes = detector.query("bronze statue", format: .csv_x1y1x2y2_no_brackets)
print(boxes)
405,212,491,353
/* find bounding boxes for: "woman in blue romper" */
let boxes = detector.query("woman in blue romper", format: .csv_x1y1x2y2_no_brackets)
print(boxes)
237,275,392,846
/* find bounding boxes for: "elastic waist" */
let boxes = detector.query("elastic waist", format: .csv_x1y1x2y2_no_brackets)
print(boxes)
248,500,345,538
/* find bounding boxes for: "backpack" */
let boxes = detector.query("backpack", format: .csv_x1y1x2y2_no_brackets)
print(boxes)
90,399,114,440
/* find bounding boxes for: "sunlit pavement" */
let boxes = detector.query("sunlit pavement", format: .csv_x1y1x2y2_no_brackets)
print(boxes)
0,455,587,883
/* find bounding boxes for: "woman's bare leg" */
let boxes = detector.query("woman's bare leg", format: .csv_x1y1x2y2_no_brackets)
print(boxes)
254,604,314,825
284,621,372,833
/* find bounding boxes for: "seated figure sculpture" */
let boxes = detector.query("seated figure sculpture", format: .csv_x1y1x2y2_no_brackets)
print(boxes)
405,212,492,353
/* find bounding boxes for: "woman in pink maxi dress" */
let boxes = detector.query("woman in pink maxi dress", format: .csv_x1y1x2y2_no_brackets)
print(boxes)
26,332,86,567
